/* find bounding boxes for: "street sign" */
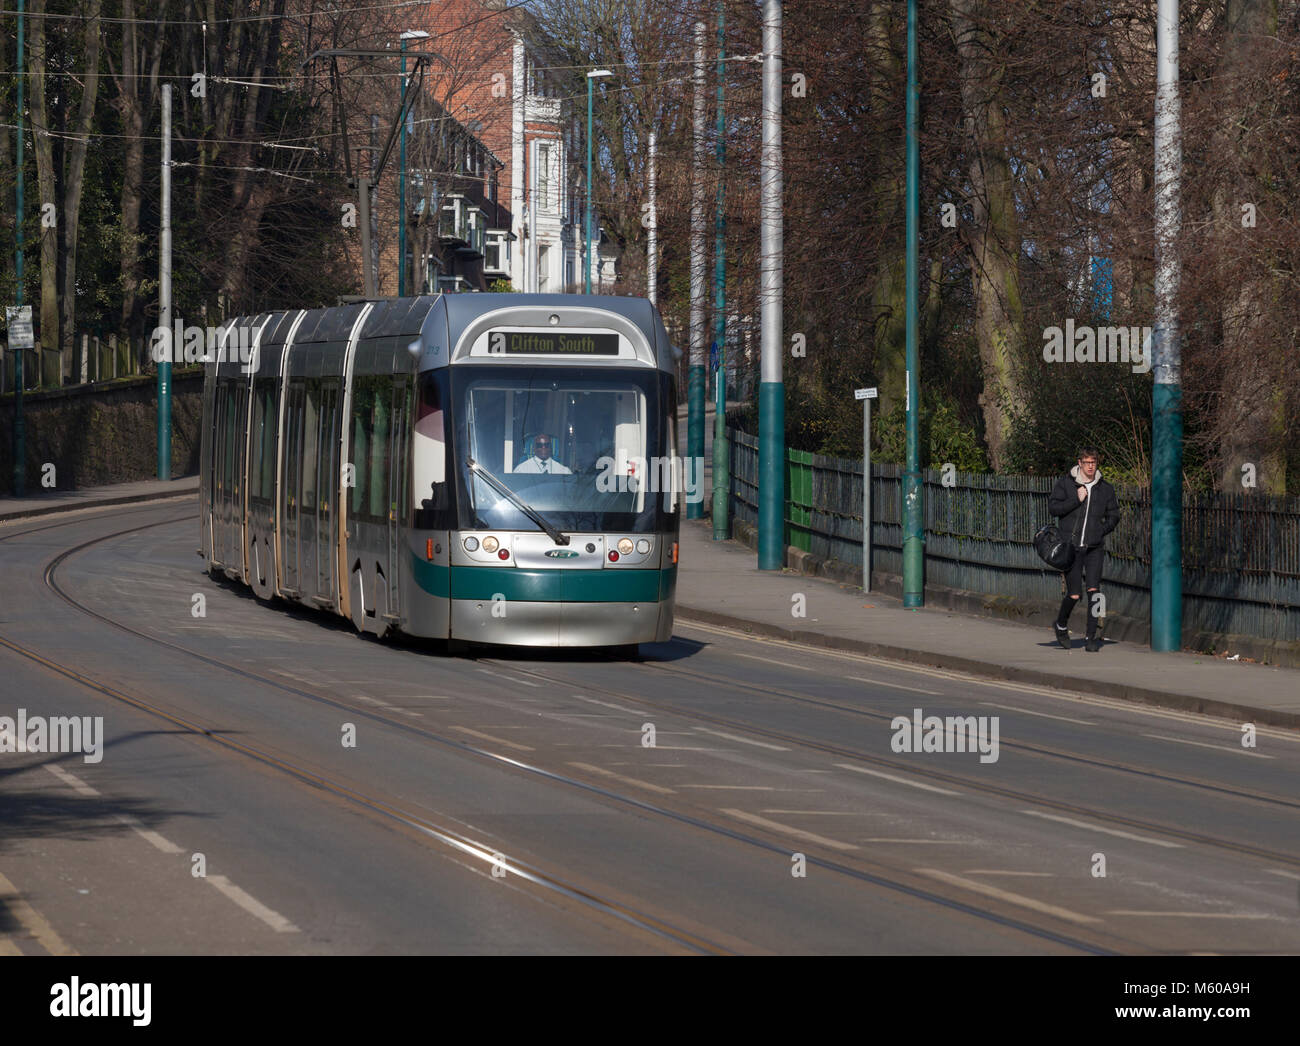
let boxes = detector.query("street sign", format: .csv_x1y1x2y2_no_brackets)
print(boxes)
6,305,34,350
854,386,878,400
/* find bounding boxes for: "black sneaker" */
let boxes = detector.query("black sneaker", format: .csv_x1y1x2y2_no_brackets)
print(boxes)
1086,618,1106,653
1085,636,1099,652
1054,623,1070,650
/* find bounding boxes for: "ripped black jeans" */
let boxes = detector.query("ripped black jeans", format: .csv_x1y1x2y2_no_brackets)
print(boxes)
1057,544,1105,638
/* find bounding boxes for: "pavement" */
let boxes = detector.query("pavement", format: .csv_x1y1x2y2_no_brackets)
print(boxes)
4,473,1298,730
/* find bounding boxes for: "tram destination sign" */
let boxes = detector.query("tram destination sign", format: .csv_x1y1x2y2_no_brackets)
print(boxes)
488,330,619,356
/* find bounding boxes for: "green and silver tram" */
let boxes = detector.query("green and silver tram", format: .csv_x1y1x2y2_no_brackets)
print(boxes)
200,294,683,649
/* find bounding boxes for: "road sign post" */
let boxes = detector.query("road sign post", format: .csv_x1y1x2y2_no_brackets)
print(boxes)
7,306,34,496
856,387,877,592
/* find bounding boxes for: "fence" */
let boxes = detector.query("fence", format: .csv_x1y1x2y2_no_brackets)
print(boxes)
729,427,1300,643
2,333,147,394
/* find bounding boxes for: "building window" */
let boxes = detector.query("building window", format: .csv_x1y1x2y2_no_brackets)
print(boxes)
537,142,551,211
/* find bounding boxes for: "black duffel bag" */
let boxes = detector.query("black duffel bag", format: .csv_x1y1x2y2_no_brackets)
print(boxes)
1033,523,1075,571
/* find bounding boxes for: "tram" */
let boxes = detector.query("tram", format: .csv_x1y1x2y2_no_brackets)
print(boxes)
199,294,682,648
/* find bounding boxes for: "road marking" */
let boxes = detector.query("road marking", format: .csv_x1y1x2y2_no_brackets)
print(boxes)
0,937,22,955
863,838,966,844
964,869,1055,877
112,814,184,855
1020,810,1183,848
43,763,99,796
1107,911,1272,919
680,784,778,790
980,702,1095,725
1266,869,1300,881
573,695,644,714
476,668,540,688
451,726,535,752
0,872,77,955
1142,733,1273,759
723,650,813,673
567,762,675,794
834,762,962,796
206,875,300,933
720,809,858,851
761,810,858,815
849,675,940,695
694,727,789,751
916,868,1100,924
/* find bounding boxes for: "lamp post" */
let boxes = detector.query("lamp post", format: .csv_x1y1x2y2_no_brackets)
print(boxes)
399,30,429,298
586,69,612,294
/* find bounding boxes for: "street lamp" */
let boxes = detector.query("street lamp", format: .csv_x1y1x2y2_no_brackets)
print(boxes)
585,69,613,294
399,30,429,298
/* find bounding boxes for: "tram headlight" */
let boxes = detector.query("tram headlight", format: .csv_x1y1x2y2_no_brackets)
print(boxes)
464,537,480,552
636,539,650,555
617,538,634,557
482,536,499,553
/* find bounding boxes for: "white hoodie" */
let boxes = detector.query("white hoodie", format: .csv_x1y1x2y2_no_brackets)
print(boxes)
1070,464,1101,547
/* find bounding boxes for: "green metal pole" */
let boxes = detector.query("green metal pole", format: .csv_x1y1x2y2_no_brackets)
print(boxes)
12,0,26,496
1152,0,1182,650
398,40,407,297
687,26,706,520
585,75,594,294
902,0,923,607
757,0,783,570
712,4,729,539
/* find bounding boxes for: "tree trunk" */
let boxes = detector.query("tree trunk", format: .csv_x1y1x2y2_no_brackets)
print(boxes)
950,0,1024,472
28,0,60,386
59,0,104,385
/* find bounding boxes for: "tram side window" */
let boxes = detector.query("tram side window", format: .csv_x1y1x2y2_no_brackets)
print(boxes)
413,371,451,529
222,382,238,498
350,378,373,518
302,379,320,510
369,383,390,521
283,382,303,516
250,379,276,502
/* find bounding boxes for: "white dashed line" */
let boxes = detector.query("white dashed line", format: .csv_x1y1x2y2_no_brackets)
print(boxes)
720,809,858,851
693,728,789,751
834,763,962,796
206,875,300,933
1265,869,1300,881
567,762,675,794
980,702,1095,725
1107,911,1273,919
572,696,644,714
476,668,540,688
916,868,1100,925
849,675,940,695
1142,733,1273,758
1020,810,1183,848
43,764,99,796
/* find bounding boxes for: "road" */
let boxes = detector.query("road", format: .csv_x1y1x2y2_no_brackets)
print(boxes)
1,498,1297,954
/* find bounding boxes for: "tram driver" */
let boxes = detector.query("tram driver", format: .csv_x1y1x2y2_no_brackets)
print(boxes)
515,433,572,474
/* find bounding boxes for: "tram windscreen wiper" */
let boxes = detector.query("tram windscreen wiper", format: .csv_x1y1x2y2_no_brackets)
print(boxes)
465,457,570,546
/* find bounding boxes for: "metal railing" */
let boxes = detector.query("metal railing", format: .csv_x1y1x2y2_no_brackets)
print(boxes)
729,427,1300,642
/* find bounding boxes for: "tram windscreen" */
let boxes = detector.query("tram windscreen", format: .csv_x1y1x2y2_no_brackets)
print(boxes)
453,366,678,534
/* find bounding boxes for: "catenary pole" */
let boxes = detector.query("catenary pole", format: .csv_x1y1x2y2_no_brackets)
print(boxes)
687,22,707,520
712,3,729,539
1151,0,1183,651
757,0,784,569
13,0,26,496
902,0,923,605
158,83,172,481
647,129,657,305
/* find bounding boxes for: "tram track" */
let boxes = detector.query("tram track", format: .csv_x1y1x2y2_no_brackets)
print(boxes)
5,508,1133,953
476,653,1300,870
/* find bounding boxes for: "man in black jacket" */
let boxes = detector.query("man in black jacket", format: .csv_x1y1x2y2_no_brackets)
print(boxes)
1047,447,1120,652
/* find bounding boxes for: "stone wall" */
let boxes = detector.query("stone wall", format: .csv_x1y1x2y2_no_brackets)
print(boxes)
0,370,204,493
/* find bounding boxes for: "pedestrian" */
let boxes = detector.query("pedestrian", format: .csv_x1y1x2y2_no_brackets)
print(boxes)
1047,447,1120,652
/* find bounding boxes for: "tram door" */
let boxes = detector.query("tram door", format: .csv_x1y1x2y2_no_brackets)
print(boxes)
386,376,410,618
280,382,303,594
317,380,340,604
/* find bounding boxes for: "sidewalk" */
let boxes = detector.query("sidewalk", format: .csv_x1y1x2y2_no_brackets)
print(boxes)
674,516,1300,729
0,476,199,522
